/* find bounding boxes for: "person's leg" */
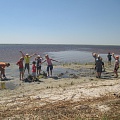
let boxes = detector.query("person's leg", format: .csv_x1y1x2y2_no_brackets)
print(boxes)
114,70,118,78
25,64,27,72
50,65,53,76
28,65,30,74
26,63,30,74
20,72,22,80
39,66,41,75
47,66,49,76
37,67,39,75
1,69,6,78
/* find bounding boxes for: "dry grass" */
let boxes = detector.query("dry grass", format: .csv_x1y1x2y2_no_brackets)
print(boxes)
0,94,120,120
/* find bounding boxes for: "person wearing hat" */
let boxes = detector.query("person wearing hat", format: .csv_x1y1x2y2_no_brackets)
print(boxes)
112,53,119,78
0,62,10,80
35,55,43,75
20,51,37,74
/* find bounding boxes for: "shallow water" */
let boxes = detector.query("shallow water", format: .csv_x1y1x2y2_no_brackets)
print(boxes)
0,44,119,63
0,44,119,89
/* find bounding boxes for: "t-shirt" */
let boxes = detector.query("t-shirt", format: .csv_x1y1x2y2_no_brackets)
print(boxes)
107,54,112,60
32,65,36,72
36,58,42,67
24,56,30,63
16,61,23,69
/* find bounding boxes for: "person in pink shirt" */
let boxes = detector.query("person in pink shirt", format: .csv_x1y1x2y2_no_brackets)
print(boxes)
32,61,36,80
42,54,58,77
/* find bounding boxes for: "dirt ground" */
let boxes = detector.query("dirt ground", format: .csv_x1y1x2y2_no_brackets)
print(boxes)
0,63,120,120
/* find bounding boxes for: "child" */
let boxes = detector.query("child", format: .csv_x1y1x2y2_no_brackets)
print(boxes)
112,53,119,78
32,61,36,80
42,54,58,77
16,57,24,80
35,55,43,75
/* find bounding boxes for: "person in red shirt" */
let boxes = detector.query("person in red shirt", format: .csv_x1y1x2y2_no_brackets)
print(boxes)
16,57,24,80
0,62,10,80
32,61,36,80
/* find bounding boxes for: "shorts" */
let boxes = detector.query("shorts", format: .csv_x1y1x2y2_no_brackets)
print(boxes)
47,65,53,71
25,63,29,70
19,68,24,72
37,66,41,70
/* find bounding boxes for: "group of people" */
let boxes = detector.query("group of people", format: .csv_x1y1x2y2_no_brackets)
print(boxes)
92,52,119,78
16,51,58,80
0,51,119,81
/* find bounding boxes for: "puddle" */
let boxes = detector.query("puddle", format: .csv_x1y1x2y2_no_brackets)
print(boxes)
0,81,19,90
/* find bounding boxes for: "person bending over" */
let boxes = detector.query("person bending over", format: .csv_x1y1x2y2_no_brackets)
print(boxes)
0,62,10,80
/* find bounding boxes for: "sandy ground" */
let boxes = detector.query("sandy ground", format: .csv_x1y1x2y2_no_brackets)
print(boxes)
0,62,120,119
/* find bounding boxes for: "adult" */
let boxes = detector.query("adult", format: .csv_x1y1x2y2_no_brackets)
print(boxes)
20,51,36,74
42,54,58,77
0,62,10,80
95,55,103,78
112,53,119,78
107,52,112,65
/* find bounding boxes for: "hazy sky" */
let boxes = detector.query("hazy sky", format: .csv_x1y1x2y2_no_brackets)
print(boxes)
0,0,120,45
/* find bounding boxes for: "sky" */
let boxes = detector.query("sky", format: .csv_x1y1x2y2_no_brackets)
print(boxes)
0,0,120,45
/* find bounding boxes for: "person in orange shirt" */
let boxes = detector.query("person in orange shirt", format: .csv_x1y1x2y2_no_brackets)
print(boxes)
0,62,10,80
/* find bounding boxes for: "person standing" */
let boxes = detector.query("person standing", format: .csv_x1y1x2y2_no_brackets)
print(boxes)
42,54,58,77
107,52,112,65
16,57,24,80
95,55,103,78
32,61,36,80
112,53,119,78
19,51,36,74
35,55,43,75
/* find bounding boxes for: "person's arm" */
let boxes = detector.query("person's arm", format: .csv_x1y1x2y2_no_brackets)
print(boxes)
29,53,37,58
16,62,18,65
41,60,46,64
112,53,116,60
19,51,25,58
51,59,58,62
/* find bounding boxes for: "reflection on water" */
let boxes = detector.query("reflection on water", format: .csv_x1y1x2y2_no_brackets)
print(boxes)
48,51,110,64
0,81,19,90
